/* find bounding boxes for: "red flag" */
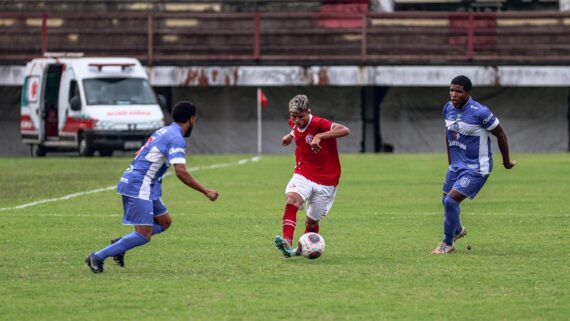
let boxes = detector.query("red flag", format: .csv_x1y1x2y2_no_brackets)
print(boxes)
258,88,268,107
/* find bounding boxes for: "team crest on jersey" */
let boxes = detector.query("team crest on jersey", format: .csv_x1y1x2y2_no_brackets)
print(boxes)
305,135,314,144
453,123,459,131
459,177,470,188
453,132,461,140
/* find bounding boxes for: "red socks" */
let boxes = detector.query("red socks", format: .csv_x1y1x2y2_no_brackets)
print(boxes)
282,204,320,243
305,223,319,234
282,204,298,244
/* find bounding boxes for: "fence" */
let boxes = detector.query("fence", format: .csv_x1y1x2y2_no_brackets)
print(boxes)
1,11,570,65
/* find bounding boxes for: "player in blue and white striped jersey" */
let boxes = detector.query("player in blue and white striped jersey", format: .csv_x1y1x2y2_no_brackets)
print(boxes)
86,101,219,273
432,76,516,254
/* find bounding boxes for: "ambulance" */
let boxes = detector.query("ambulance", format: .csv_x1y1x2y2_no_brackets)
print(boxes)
20,55,166,156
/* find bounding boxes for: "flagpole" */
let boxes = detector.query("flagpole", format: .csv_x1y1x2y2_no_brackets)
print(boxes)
257,88,262,155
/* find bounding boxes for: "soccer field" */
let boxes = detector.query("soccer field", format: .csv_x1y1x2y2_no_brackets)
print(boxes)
0,154,568,321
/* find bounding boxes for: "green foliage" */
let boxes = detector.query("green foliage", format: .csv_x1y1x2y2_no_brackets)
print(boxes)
0,154,568,321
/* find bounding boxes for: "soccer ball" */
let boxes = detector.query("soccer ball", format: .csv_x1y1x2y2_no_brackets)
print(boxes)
298,232,325,259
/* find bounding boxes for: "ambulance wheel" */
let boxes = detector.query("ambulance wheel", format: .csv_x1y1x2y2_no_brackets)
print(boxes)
31,144,46,157
78,135,94,157
99,149,113,157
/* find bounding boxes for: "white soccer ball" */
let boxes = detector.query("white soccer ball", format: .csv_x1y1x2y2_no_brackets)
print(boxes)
298,232,325,259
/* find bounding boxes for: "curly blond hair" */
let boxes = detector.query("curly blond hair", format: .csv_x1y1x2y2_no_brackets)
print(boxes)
288,94,309,113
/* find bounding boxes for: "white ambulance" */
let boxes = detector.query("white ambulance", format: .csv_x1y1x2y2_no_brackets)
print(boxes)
20,55,166,156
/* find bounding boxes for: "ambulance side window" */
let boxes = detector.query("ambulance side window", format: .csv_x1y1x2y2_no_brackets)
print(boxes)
69,80,81,111
69,80,78,102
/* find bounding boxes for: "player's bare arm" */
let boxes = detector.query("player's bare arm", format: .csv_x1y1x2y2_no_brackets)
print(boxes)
282,130,294,146
490,124,517,169
174,163,219,201
310,123,351,152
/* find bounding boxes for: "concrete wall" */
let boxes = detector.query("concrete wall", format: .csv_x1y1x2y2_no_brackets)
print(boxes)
2,64,568,156
381,86,569,153
4,65,570,87
0,87,29,156
1,84,568,156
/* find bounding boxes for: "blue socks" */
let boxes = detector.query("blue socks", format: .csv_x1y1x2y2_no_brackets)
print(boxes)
152,224,165,235
443,196,461,245
94,231,149,261
96,224,166,261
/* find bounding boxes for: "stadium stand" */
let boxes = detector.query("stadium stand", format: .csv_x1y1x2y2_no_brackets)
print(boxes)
319,0,369,28
2,9,570,65
1,1,569,65
1,1,569,156
0,0,323,13
394,0,559,12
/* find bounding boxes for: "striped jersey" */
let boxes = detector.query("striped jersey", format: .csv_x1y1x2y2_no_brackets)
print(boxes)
443,97,499,175
117,123,187,200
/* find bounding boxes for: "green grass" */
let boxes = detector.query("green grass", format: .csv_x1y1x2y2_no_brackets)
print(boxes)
0,153,568,321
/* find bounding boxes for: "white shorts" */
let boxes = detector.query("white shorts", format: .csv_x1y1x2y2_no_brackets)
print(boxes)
285,174,337,221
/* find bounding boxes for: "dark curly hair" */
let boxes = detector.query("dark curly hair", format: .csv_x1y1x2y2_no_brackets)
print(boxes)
172,101,197,123
451,75,472,92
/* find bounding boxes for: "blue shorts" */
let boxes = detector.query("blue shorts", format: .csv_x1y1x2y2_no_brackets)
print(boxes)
443,168,489,199
121,195,169,226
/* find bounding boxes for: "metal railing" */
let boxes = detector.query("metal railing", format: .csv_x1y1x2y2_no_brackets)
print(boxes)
1,11,569,65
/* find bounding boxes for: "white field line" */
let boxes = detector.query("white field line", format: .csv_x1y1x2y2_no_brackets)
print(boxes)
5,213,120,217
0,156,260,212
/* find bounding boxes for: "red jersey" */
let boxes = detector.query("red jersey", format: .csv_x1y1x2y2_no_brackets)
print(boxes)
289,115,341,186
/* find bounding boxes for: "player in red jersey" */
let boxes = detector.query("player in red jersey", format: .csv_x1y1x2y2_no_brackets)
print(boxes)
275,94,351,258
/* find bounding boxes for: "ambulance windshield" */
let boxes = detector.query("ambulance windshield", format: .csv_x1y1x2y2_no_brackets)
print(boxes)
83,78,157,106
